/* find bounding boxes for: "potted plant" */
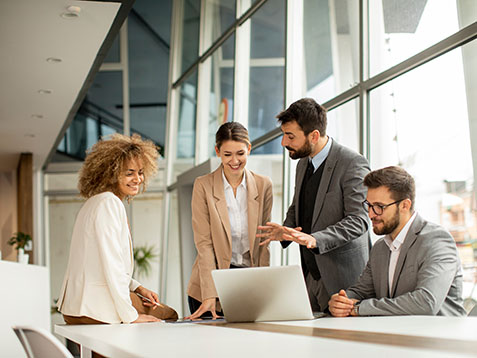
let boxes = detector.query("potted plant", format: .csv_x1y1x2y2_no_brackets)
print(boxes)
8,232,32,264
133,244,158,279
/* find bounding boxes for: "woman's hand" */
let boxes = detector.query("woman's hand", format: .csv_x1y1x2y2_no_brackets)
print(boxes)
135,286,160,310
184,298,219,320
132,313,161,323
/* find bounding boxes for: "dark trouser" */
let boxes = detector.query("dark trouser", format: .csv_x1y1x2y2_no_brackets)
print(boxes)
306,272,330,313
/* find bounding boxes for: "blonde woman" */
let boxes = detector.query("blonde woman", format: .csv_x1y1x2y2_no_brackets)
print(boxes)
58,134,177,327
186,122,273,319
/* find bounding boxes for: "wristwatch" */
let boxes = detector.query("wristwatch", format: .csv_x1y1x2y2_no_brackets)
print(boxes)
352,304,360,316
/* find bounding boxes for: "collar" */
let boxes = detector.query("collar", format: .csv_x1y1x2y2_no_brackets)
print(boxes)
310,136,332,170
384,211,417,249
222,169,247,190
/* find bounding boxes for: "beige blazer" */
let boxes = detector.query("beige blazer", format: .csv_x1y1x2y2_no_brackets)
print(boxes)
57,192,141,324
187,166,273,302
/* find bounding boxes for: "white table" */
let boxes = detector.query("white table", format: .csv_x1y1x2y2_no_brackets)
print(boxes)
55,316,477,358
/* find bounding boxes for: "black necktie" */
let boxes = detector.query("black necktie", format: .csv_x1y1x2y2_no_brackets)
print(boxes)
305,160,315,181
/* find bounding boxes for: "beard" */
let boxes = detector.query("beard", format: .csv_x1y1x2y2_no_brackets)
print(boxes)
286,140,313,159
372,208,400,236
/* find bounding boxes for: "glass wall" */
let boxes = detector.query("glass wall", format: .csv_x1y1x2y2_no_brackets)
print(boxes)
205,35,235,158
247,0,285,149
369,41,475,244
304,0,359,102
250,136,284,266
369,0,476,77
327,98,359,152
178,0,200,74
128,3,172,154
202,0,236,49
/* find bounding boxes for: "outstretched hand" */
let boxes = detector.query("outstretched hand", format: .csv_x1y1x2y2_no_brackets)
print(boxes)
257,222,302,246
281,227,317,249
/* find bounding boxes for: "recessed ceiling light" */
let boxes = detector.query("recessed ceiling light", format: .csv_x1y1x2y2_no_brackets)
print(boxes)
61,5,81,19
46,57,62,63
38,89,52,95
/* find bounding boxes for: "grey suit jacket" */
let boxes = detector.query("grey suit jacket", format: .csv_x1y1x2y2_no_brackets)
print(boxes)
347,214,466,316
283,139,371,296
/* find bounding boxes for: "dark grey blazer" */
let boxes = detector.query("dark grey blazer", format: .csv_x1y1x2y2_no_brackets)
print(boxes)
347,213,466,316
283,140,371,296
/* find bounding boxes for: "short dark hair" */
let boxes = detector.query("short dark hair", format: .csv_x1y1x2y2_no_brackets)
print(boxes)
276,98,327,136
215,121,250,149
364,166,416,210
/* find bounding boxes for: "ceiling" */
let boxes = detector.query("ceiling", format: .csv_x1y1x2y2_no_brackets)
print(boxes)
0,0,126,172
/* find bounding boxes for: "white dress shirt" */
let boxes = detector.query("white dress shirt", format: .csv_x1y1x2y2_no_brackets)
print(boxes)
309,136,332,171
384,211,417,295
222,170,250,267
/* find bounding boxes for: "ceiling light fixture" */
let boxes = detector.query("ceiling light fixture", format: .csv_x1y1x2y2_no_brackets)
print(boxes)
31,114,44,119
61,5,81,19
38,89,52,95
25,134,36,138
46,57,62,63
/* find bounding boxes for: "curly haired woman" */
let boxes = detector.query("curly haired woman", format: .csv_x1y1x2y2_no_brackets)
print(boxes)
57,134,177,328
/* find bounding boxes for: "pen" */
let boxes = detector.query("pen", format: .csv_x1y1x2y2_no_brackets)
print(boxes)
136,293,164,308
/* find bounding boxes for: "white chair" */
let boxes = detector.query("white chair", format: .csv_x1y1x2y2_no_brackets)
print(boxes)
12,326,74,358
469,304,477,317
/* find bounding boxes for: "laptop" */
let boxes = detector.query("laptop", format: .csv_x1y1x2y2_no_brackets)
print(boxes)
212,265,325,323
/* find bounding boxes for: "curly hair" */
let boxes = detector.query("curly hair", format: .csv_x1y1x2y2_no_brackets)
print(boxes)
78,133,159,199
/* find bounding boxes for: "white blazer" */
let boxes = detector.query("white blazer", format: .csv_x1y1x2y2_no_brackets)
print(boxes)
57,192,141,323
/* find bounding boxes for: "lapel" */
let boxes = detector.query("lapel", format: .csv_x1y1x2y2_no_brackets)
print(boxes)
294,158,308,223
245,169,260,264
378,243,391,298
213,165,232,247
311,140,338,227
390,214,424,297
125,209,134,273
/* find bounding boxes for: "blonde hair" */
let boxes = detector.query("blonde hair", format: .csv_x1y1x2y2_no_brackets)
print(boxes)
78,133,159,199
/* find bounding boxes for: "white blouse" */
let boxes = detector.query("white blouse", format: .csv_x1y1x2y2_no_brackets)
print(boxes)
222,171,250,267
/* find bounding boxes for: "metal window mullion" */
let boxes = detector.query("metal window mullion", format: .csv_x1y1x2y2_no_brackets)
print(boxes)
160,0,184,304
195,0,212,165
120,20,130,136
43,178,50,269
100,63,123,71
233,0,251,126
359,0,369,158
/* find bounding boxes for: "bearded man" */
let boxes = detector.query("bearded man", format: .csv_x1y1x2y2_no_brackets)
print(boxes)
258,98,371,312
328,166,466,317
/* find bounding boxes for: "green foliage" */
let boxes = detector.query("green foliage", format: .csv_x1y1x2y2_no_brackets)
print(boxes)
51,298,59,315
133,244,158,279
8,232,32,250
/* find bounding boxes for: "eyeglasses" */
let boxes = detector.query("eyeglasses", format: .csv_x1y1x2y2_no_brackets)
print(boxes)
362,199,404,215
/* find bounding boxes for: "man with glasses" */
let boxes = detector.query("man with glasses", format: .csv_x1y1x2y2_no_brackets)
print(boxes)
328,166,466,316
258,98,371,313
